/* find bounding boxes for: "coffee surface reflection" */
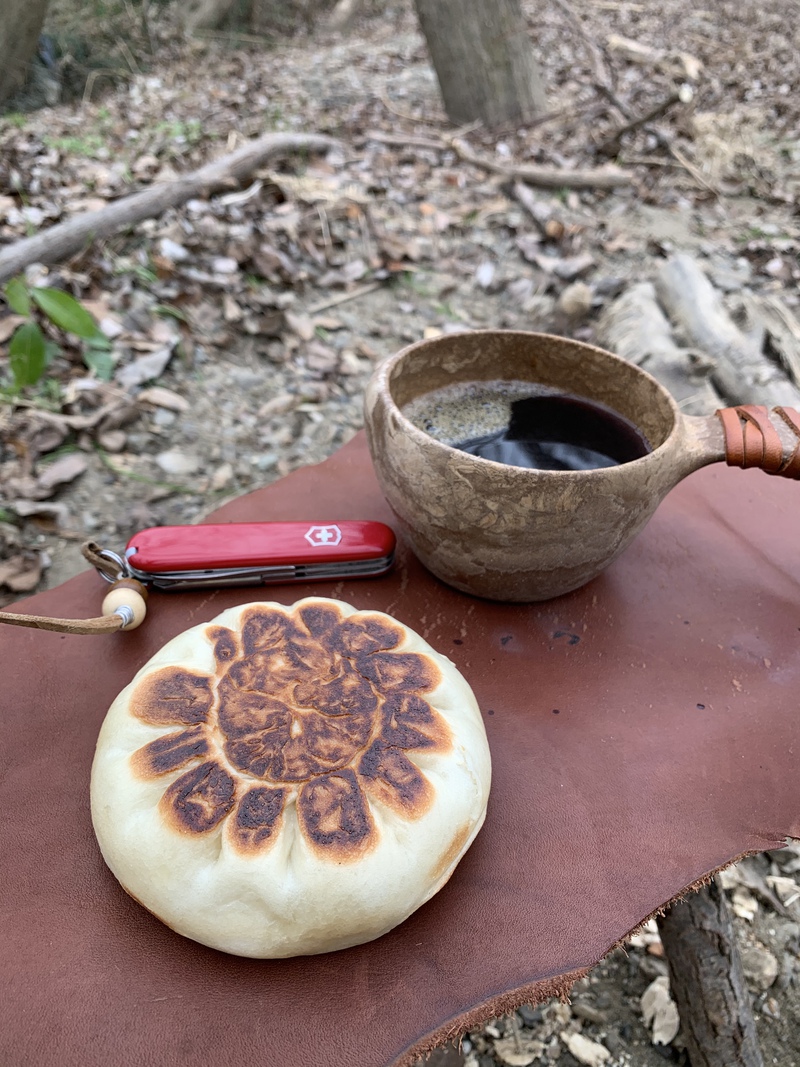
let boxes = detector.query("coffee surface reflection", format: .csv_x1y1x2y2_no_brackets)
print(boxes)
456,393,651,470
404,380,652,472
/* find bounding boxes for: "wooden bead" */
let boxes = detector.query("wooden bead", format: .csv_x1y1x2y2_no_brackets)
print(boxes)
102,580,148,630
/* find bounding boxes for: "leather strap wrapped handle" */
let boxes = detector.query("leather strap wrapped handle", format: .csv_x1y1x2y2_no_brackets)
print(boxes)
717,405,800,479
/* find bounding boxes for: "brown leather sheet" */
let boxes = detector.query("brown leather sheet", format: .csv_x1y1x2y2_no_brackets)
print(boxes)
2,432,799,1067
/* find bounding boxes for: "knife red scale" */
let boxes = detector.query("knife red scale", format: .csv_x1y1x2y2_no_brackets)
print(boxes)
123,521,396,589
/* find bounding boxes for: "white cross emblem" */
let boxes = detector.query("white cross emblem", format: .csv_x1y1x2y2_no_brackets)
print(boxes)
304,524,342,547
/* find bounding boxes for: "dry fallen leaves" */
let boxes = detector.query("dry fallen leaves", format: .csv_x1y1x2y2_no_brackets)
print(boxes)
137,386,191,413
640,976,680,1046
559,1032,611,1066
0,552,44,593
492,1036,545,1067
35,454,89,497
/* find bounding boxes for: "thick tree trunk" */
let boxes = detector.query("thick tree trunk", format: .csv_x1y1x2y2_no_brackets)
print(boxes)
0,0,50,106
656,879,765,1067
414,0,545,125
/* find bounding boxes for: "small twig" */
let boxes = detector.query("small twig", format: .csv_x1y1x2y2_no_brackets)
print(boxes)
379,87,446,125
448,119,484,138
550,0,631,120
317,204,333,260
364,131,447,151
622,156,683,167
451,137,632,190
307,281,384,315
190,28,273,44
82,69,123,106
4,399,128,432
116,39,141,76
593,81,634,121
357,208,374,263
598,91,682,154
509,181,551,238
140,0,158,56
667,143,718,195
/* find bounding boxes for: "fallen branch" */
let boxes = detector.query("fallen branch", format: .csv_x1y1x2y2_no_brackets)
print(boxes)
451,138,632,190
0,132,339,285
655,254,800,409
597,281,721,415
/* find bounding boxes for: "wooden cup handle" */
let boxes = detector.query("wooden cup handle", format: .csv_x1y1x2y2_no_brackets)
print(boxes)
716,405,800,478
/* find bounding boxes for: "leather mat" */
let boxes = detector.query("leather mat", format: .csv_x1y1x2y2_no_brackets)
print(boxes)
2,432,799,1067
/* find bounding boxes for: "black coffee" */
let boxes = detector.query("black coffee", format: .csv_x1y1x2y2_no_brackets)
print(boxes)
454,393,651,471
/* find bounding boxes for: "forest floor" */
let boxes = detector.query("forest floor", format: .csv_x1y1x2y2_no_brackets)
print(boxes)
1,0,799,1064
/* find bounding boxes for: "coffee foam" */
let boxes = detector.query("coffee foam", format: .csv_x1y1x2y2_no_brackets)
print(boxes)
402,379,558,448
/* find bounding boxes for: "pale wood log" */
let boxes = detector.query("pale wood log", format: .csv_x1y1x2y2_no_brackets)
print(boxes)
657,879,765,1067
741,292,800,389
597,282,721,415
655,254,800,409
0,132,338,285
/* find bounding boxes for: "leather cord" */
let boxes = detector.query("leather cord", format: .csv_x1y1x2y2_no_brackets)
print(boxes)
0,610,125,635
717,405,800,478
0,541,142,635
81,539,126,581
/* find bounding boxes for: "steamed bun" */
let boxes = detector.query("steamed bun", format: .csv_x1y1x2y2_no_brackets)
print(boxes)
91,597,491,957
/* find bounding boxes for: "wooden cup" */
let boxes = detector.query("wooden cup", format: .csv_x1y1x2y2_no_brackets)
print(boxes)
364,330,800,602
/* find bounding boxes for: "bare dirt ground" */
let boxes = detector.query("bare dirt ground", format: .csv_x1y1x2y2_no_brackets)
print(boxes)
1,1,799,1064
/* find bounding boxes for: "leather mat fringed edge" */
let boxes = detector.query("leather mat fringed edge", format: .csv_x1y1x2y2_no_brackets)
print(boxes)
391,846,777,1067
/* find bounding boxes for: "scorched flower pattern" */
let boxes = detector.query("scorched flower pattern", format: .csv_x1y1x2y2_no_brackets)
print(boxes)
129,602,451,860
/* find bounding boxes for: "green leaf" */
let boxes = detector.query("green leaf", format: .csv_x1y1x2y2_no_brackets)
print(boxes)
153,303,188,323
30,287,100,339
43,341,61,367
9,322,47,388
4,277,31,316
83,345,114,381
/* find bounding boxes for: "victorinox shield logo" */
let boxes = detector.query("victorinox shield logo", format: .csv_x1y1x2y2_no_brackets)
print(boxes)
304,524,342,547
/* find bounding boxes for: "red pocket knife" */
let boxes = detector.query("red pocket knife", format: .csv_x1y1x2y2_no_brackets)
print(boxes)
98,521,396,591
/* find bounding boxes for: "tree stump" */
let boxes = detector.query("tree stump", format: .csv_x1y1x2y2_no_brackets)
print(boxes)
656,879,764,1067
